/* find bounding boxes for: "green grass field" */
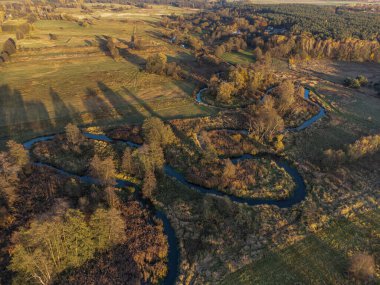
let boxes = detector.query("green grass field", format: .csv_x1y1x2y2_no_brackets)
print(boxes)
221,50,255,65
222,209,379,285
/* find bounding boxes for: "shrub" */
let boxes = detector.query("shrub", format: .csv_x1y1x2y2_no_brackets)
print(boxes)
356,75,368,86
348,253,375,281
146,53,167,75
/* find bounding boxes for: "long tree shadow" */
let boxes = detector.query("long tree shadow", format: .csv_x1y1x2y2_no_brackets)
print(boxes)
122,86,162,119
49,87,81,128
0,85,28,139
97,82,144,123
118,48,146,68
222,215,379,285
82,87,116,122
95,35,109,53
25,100,54,133
0,85,57,142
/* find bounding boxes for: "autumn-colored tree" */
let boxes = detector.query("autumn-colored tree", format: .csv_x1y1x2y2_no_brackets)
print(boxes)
222,159,236,185
134,143,165,176
142,169,157,199
89,155,116,185
142,117,175,147
65,123,84,147
106,37,119,59
276,80,295,114
105,186,118,208
249,103,284,141
146,53,167,75
253,47,263,60
216,81,235,103
122,148,134,174
215,45,225,57
10,209,127,285
229,67,248,90
89,208,126,249
10,210,95,285
6,140,29,168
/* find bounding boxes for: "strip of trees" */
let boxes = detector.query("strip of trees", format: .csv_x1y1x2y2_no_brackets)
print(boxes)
323,134,380,167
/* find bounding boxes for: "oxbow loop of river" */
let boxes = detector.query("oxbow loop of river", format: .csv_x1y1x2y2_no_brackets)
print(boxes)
22,86,325,285
196,87,326,132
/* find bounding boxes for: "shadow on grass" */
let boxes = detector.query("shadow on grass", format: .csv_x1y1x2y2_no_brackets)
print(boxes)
0,85,58,143
49,87,81,127
122,86,161,119
118,48,146,68
221,215,379,285
97,81,145,122
82,87,115,121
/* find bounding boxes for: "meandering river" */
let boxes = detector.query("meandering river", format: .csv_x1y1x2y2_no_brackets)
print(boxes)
22,86,325,285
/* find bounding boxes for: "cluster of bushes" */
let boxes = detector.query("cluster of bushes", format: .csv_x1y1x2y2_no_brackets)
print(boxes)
205,129,260,157
107,124,143,144
161,27,204,52
323,134,380,166
0,38,16,63
208,62,274,104
343,75,368,89
15,22,33,40
214,37,247,57
186,150,294,199
247,80,314,142
145,53,182,79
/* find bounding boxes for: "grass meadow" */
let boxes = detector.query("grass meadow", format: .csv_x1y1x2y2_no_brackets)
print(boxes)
221,50,255,66
222,209,380,285
0,6,212,145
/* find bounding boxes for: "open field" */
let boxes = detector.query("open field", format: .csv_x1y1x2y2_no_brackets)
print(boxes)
222,209,380,285
285,60,380,161
0,6,212,144
221,50,255,66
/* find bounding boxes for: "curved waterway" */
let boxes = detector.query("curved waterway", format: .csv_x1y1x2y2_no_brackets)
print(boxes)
23,134,178,285
23,87,325,284
196,87,326,131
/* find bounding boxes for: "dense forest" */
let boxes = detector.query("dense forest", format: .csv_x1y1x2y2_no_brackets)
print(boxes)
249,4,380,40
161,4,380,63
